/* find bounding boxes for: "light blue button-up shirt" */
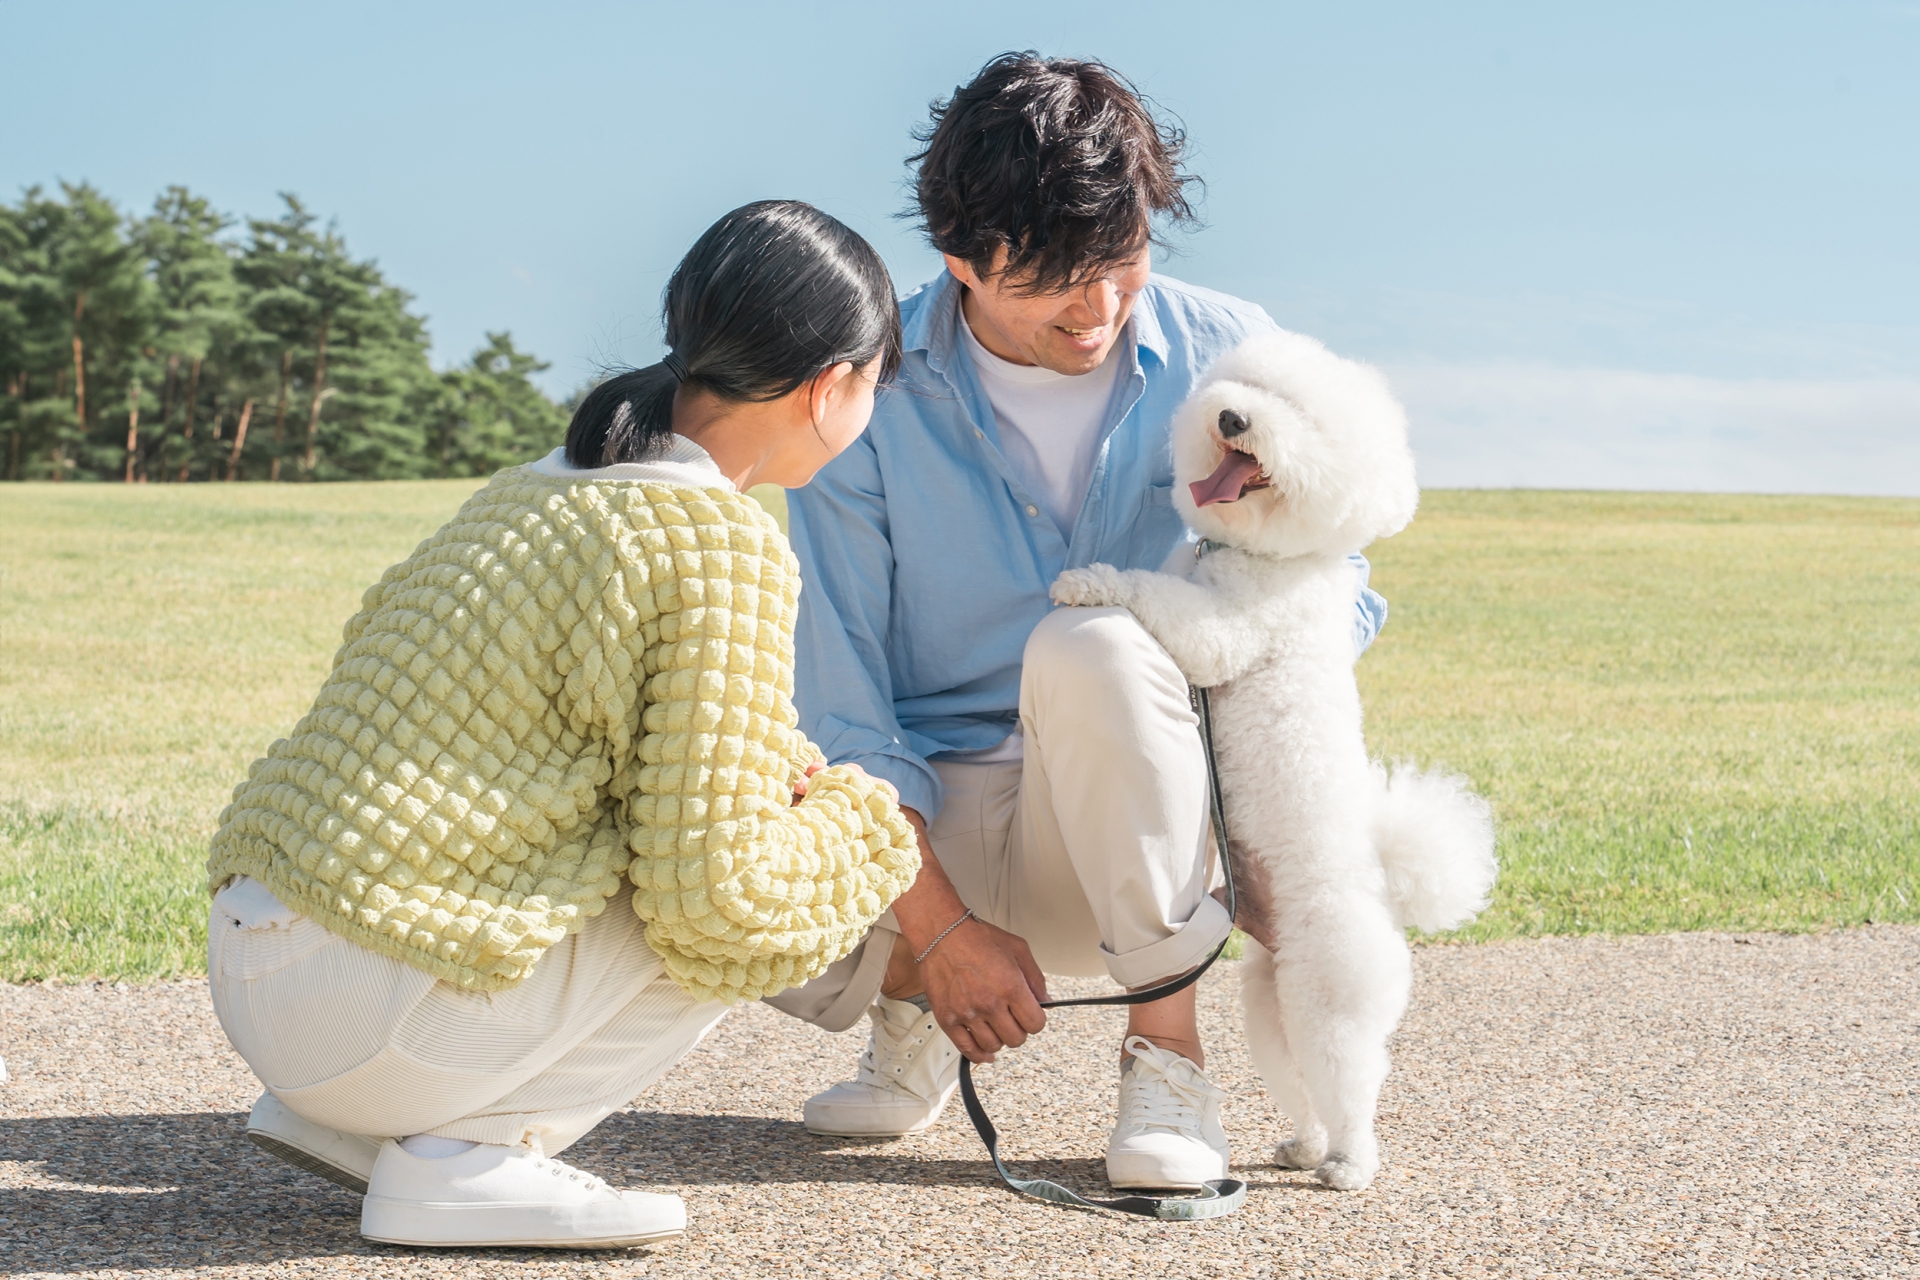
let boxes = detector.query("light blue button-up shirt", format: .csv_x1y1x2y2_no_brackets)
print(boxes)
787,271,1388,820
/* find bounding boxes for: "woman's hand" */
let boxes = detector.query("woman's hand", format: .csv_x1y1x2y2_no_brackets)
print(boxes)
792,759,899,806
792,760,827,805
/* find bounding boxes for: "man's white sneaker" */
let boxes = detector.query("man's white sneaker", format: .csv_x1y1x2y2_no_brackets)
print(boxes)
802,994,961,1137
244,1091,381,1194
359,1140,685,1249
1105,1035,1232,1190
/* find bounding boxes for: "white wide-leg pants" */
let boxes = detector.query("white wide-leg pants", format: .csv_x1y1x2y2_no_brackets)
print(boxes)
768,605,1232,1032
207,882,726,1154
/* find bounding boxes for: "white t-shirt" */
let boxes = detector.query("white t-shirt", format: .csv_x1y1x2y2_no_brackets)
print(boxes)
957,311,1126,764
960,312,1124,540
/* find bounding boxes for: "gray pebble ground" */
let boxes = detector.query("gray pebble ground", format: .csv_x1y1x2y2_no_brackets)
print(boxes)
2,928,1916,1278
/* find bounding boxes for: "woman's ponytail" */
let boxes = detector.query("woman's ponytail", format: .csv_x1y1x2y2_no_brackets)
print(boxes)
563,200,901,468
563,363,680,468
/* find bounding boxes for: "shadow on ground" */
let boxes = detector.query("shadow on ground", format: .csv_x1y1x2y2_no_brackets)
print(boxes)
2,1110,1266,1272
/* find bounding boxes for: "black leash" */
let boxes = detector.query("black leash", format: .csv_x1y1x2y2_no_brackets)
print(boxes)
955,685,1246,1220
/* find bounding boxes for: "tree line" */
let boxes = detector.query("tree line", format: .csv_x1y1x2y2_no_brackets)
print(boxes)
0,183,570,483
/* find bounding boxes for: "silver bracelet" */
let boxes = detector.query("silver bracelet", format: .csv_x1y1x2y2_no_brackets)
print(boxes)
914,908,976,965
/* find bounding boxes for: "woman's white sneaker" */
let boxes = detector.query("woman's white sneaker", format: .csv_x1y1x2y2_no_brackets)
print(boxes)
359,1140,686,1249
1105,1036,1232,1190
244,1091,381,1194
802,994,961,1137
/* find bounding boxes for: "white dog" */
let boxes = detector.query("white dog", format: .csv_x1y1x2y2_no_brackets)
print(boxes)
1050,331,1497,1192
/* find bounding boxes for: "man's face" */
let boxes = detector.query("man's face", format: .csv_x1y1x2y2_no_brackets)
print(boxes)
947,248,1152,375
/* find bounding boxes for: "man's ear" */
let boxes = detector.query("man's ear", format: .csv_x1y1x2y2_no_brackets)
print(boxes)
943,253,988,292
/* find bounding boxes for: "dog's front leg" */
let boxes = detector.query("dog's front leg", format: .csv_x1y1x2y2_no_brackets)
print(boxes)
1050,566,1264,687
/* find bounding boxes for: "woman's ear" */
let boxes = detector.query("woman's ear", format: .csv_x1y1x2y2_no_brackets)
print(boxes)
807,361,856,426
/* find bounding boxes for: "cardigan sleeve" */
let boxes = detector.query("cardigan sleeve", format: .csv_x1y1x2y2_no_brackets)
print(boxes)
622,488,920,1003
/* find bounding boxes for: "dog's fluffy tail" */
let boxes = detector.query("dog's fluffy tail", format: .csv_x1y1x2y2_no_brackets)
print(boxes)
1373,762,1497,932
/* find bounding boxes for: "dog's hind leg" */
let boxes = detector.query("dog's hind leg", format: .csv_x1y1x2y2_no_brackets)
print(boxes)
1241,938,1328,1170
1274,894,1410,1191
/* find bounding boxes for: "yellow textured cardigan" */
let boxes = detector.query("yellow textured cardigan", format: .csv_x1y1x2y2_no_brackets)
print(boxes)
207,462,919,1002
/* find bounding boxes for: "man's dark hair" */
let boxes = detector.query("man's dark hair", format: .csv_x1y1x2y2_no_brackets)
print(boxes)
910,52,1198,295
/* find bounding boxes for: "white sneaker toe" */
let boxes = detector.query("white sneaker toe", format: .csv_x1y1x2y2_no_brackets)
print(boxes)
1106,1129,1229,1189
360,1141,685,1249
803,1079,955,1137
1104,1036,1232,1190
801,995,960,1138
244,1091,381,1194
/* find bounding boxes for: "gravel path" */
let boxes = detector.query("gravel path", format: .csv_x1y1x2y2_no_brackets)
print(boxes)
2,928,1916,1278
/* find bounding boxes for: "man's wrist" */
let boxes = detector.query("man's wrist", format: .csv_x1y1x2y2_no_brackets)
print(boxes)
913,907,977,965
890,805,970,954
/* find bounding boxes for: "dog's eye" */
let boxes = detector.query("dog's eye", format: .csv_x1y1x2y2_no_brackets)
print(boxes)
1218,409,1250,438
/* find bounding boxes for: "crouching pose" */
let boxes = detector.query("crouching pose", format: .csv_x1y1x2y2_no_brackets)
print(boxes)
205,201,918,1250
768,53,1388,1193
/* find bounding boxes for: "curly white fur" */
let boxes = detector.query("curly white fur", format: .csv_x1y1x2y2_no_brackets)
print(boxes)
1050,330,1497,1192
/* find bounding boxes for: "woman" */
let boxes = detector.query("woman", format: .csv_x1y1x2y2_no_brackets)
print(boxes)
205,201,918,1250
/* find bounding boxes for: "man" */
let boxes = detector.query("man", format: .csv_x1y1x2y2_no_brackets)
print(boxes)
768,52,1386,1189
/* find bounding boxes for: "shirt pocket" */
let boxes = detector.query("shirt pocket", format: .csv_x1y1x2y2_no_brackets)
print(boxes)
1126,483,1185,567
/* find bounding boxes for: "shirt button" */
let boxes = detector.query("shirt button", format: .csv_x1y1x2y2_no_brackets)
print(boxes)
975,429,984,439
1026,504,1039,518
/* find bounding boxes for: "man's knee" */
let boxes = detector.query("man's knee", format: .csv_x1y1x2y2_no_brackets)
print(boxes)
1024,605,1179,703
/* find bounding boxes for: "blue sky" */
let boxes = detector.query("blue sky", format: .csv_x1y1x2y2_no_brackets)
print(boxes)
6,0,1916,493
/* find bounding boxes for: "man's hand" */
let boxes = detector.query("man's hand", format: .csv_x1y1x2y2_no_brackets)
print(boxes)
918,913,1049,1063
889,805,1049,1064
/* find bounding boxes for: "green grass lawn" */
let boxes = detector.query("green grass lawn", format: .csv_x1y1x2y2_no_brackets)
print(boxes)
1363,491,1918,939
1,483,1914,980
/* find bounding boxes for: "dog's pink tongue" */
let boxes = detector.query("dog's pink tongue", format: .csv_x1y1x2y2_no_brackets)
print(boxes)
1189,450,1265,507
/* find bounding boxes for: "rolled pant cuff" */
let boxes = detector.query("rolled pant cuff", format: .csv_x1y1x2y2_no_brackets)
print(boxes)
761,910,899,1033
1099,894,1235,990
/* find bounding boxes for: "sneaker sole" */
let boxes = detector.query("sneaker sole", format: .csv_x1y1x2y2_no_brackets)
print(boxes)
360,1228,683,1250
247,1130,371,1195
361,1198,684,1249
802,1084,956,1138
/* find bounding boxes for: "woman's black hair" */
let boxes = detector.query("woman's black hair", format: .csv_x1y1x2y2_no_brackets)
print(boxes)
566,200,903,467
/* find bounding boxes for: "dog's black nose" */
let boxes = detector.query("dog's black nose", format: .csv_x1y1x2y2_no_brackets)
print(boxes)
1218,408,1250,438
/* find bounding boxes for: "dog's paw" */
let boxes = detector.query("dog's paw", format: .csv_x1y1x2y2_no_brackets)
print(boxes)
1314,1153,1378,1192
1049,563,1124,608
1273,1137,1328,1171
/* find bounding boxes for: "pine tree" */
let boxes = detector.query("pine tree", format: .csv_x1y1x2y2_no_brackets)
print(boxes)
0,186,149,480
138,187,241,481
0,202,28,481
236,196,435,480
429,332,569,476
1,184,569,482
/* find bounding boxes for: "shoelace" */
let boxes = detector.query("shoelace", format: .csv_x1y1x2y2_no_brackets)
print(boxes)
856,1005,938,1095
1119,1036,1225,1135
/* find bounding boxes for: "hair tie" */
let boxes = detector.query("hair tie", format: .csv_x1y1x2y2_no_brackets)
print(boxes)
661,351,691,382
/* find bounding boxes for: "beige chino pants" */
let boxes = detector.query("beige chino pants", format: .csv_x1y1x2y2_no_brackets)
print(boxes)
768,605,1232,1032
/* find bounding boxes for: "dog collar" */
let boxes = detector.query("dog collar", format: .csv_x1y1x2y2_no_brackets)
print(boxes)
1195,538,1231,560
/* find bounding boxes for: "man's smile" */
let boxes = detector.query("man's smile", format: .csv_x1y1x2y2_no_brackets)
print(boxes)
1055,322,1108,343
